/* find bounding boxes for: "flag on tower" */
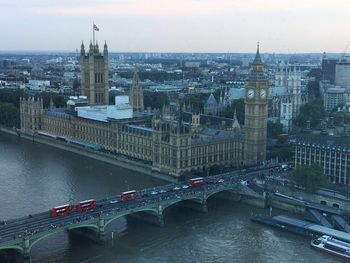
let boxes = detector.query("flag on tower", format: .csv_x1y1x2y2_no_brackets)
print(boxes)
93,24,99,31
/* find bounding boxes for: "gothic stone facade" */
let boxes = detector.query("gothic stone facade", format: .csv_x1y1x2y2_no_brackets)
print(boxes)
20,46,267,177
20,99,244,177
244,45,268,166
80,41,109,105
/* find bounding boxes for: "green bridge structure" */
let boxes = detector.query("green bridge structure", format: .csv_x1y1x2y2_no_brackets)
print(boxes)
0,172,266,262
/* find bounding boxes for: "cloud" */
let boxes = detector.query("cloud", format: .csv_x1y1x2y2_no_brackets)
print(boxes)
25,0,350,16
16,0,350,16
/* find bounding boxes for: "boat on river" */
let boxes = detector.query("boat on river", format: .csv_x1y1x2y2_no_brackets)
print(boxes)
311,235,350,259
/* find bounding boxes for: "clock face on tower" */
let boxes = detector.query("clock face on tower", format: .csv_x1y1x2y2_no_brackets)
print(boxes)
260,89,266,98
247,89,254,99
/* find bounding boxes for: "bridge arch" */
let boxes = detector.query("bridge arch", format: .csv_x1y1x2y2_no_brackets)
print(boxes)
161,196,205,212
206,189,236,201
29,222,100,251
68,223,99,232
0,245,23,254
104,207,159,228
29,228,67,251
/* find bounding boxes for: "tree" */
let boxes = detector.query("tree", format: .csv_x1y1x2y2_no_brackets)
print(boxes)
35,92,66,108
0,88,27,108
330,110,350,125
267,145,293,162
183,94,203,112
0,102,20,128
292,165,327,193
143,91,169,110
222,99,245,124
72,77,80,93
294,99,325,128
267,121,283,139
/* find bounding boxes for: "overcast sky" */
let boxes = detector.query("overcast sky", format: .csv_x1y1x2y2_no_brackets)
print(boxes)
1,0,349,53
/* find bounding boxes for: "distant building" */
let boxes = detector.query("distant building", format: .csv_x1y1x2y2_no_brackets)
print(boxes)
269,65,308,132
320,80,347,112
324,87,345,112
321,53,337,84
80,41,109,105
292,134,350,185
335,57,350,88
129,70,144,112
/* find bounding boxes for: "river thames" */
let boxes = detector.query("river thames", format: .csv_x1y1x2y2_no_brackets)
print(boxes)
0,133,340,263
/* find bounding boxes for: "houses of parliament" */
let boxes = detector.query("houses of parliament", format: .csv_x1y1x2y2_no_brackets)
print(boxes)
20,41,268,178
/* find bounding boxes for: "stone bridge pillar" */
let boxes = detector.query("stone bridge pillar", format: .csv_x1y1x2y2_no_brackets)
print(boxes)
158,203,164,227
201,199,208,213
22,236,30,260
202,191,208,213
98,215,106,242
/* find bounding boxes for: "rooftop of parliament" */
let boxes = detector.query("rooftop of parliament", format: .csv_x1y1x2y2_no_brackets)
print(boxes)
19,42,268,178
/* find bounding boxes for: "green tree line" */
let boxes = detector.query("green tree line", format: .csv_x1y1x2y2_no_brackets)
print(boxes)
0,89,65,128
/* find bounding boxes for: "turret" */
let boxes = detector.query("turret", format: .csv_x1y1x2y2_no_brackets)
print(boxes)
80,41,85,56
231,109,241,133
103,41,108,56
95,41,99,54
89,40,93,55
49,97,55,110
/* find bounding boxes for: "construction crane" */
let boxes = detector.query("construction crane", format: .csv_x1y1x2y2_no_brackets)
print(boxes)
342,40,350,59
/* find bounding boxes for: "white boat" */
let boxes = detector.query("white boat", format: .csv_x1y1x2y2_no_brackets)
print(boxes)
311,235,350,259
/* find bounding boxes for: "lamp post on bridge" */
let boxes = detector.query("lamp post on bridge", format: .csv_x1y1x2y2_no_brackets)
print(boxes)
157,196,164,226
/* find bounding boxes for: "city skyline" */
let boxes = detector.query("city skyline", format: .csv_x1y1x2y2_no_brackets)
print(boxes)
1,0,350,53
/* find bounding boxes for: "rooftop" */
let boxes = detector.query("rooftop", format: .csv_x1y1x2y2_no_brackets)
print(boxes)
290,133,350,150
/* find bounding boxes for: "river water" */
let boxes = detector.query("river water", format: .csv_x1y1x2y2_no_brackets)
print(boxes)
0,133,340,263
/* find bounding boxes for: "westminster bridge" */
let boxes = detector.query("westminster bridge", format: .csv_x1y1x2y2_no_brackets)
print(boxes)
0,169,269,261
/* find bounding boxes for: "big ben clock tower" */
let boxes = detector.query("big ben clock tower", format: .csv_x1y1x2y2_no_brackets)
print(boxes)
244,44,268,165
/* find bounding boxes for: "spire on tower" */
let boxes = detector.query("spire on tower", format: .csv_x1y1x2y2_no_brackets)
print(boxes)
252,42,263,65
80,41,85,56
103,41,108,55
89,40,93,54
95,41,99,53
49,97,55,110
132,69,140,87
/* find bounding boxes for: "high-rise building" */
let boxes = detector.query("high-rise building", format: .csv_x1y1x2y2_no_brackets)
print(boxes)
244,44,268,165
80,41,109,105
321,52,337,84
335,56,350,88
129,70,144,112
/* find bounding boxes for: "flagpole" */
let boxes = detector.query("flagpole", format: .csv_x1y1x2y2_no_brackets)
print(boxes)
93,22,95,46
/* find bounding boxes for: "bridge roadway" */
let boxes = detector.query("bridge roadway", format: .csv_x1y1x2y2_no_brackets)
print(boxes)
0,168,269,260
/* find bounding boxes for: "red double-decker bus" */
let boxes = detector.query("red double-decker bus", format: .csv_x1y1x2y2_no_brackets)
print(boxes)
188,177,206,187
120,190,139,201
76,199,96,212
50,204,72,217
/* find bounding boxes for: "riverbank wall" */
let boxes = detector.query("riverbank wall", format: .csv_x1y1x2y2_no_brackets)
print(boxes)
268,195,306,215
0,127,176,183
